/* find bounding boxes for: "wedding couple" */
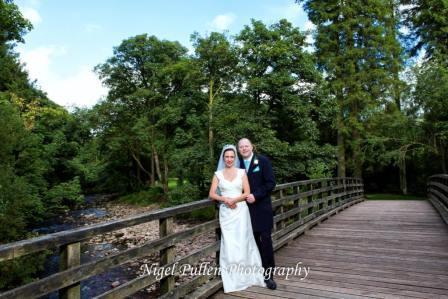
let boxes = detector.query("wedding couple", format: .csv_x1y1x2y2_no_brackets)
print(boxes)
209,138,277,293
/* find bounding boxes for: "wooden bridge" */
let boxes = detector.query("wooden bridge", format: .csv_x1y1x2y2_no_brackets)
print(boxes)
0,175,447,298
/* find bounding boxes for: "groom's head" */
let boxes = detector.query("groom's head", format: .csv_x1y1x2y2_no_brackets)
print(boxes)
238,138,253,159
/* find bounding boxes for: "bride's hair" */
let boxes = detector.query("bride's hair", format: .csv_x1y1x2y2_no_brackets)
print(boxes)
216,144,240,171
223,148,235,157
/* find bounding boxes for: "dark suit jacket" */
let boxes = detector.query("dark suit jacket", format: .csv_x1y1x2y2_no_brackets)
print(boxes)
239,154,276,232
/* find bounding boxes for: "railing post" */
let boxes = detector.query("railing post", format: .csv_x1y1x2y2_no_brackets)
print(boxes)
215,203,221,265
159,216,175,295
294,185,301,223
330,179,335,209
318,181,324,212
321,181,330,212
307,183,313,216
59,242,81,299
279,189,286,232
343,177,347,204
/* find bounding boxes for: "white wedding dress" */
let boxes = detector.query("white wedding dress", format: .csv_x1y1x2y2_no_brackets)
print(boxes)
215,168,266,293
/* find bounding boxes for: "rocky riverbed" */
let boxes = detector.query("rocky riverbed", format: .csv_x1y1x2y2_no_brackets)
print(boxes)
38,198,216,298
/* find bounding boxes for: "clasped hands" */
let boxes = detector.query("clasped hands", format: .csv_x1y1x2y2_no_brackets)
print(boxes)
223,194,256,209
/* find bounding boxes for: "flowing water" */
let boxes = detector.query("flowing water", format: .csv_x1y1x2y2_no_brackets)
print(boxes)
33,195,140,299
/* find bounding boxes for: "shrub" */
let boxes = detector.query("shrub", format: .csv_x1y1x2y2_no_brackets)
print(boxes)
118,186,165,206
166,183,200,207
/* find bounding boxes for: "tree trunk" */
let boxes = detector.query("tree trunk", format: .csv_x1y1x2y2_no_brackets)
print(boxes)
337,113,346,178
136,157,141,185
208,79,215,168
399,157,407,195
162,156,169,194
352,128,362,178
151,149,155,186
152,144,162,183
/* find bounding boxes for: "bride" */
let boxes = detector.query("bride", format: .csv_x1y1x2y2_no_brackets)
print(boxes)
209,144,266,293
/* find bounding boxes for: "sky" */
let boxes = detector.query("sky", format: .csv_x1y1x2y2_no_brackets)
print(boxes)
14,0,311,109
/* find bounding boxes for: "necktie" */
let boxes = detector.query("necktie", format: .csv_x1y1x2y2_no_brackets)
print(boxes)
244,160,250,171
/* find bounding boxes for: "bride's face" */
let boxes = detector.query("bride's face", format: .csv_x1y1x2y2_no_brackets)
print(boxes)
223,150,235,168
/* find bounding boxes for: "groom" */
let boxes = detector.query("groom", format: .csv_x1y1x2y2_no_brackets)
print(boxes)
238,138,277,290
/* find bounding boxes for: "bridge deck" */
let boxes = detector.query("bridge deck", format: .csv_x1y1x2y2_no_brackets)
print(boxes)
211,200,448,299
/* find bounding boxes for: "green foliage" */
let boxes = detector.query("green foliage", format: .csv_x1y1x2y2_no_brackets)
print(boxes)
93,34,196,193
118,187,165,206
298,0,404,177
44,177,84,214
0,0,32,45
413,59,448,172
182,206,215,221
166,183,201,207
401,0,448,59
0,251,48,290
0,1,85,289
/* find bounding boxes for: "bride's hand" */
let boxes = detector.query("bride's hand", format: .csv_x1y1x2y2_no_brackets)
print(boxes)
229,198,238,209
224,198,237,209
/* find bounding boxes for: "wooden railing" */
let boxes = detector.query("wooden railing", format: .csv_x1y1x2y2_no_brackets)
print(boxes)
0,177,364,299
427,174,448,224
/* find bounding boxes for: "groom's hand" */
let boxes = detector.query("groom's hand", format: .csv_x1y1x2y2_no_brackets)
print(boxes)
246,194,256,203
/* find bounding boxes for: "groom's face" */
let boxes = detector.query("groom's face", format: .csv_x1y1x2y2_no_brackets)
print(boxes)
238,139,253,159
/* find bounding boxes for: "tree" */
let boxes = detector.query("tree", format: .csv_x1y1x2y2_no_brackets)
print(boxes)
297,0,404,177
191,32,238,170
413,60,448,173
401,0,448,60
235,19,336,180
95,34,192,193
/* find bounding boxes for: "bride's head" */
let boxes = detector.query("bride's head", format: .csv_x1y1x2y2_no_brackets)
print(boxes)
216,144,240,171
223,147,236,169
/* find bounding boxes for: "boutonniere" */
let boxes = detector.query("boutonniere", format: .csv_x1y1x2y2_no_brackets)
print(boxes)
254,159,259,165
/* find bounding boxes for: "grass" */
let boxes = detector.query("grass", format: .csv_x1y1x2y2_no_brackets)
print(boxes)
168,178,178,189
365,193,426,200
117,187,165,206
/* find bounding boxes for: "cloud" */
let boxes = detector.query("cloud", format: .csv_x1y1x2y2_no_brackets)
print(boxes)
18,45,66,78
18,46,107,108
209,13,236,31
21,7,42,25
48,66,107,108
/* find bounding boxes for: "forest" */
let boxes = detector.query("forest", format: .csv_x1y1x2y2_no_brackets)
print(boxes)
0,0,447,289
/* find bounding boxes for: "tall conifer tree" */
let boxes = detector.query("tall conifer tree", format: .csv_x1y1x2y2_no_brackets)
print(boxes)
297,0,403,177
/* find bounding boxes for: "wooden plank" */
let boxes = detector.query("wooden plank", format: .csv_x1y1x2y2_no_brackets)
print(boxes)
428,194,448,224
158,273,214,299
59,242,81,299
159,216,175,295
211,199,448,299
188,277,223,299
274,275,443,299
95,241,220,298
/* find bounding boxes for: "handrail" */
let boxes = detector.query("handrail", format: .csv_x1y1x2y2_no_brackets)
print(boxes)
427,174,448,224
0,177,364,298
